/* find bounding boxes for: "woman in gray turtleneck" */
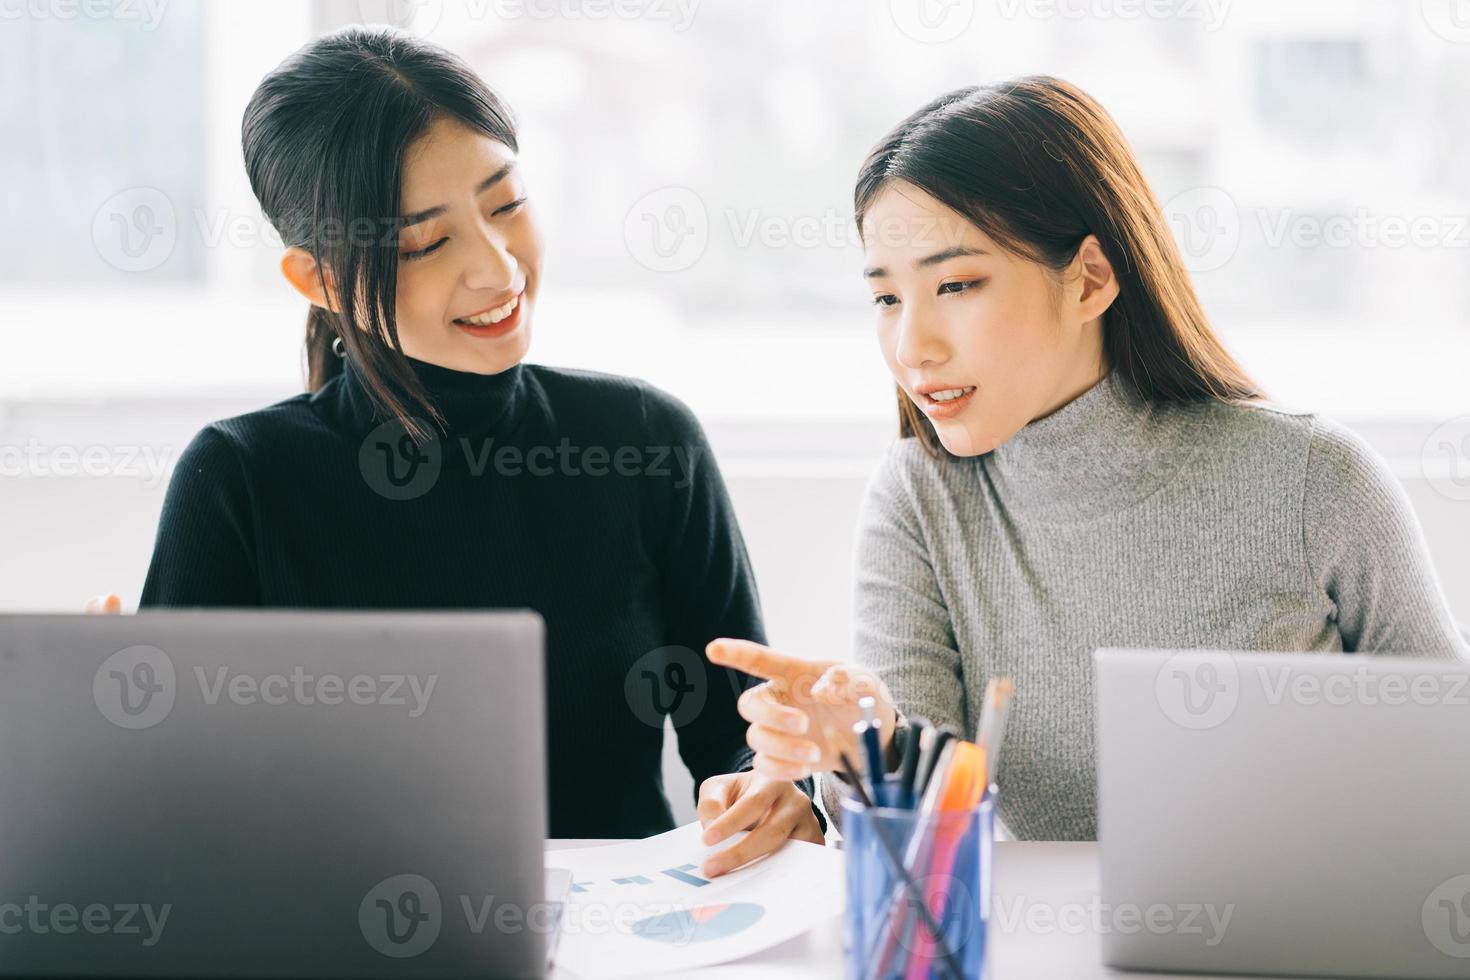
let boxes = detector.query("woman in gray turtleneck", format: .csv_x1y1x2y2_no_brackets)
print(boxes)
702,76,1468,843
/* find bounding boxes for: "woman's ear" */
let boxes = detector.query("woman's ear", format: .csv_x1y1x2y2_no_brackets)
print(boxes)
280,247,339,312
1071,234,1120,321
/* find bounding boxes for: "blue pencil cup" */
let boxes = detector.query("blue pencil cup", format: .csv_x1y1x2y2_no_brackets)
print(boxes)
841,783,995,980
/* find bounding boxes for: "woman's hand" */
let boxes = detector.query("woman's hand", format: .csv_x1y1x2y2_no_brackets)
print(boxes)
695,771,824,877
706,638,897,782
85,593,122,614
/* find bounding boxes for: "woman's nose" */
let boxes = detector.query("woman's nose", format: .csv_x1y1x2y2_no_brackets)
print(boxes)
894,309,949,369
462,229,518,293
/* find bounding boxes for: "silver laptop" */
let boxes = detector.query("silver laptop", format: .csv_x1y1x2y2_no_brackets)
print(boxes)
1095,648,1470,978
0,610,548,978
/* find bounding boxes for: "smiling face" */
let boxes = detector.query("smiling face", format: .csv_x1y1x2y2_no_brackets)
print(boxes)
391,114,544,374
861,181,1117,457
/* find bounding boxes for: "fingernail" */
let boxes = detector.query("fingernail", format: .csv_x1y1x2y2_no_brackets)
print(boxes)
804,744,822,763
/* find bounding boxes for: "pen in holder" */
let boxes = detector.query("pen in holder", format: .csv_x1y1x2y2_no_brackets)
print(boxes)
841,782,996,980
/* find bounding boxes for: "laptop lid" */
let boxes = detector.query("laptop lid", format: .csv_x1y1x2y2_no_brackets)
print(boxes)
0,610,546,978
1095,648,1470,979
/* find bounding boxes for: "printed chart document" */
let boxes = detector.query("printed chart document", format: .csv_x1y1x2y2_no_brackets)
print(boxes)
545,822,843,978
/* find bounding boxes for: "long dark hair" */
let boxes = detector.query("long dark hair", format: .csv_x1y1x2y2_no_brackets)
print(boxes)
854,76,1262,455
241,26,518,443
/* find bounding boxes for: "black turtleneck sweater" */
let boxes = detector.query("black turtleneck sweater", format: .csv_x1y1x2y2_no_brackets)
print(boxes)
139,353,779,839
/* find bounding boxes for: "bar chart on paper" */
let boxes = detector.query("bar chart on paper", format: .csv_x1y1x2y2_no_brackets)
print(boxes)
579,862,711,892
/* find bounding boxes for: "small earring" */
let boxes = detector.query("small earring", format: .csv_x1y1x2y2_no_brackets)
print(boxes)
331,335,345,359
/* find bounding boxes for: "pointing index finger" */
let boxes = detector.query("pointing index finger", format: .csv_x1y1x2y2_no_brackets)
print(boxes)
706,638,803,683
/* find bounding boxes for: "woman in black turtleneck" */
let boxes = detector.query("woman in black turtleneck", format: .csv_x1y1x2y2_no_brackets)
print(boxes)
133,26,823,872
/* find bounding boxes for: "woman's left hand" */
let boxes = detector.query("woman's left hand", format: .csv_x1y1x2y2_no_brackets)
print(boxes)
695,771,825,877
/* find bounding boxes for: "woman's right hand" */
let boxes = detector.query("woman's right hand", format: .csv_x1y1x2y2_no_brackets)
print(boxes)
84,593,122,614
706,638,897,781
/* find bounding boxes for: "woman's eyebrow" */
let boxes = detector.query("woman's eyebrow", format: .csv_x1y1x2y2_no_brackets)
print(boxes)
400,163,516,227
864,244,988,279
916,244,988,267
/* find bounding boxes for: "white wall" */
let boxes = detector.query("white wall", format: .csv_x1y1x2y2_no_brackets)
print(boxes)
6,397,1465,624
4,397,1467,824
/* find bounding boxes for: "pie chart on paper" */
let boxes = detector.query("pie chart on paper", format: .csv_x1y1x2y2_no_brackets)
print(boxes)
630,902,766,943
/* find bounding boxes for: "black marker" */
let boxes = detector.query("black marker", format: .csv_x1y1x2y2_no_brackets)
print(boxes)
914,726,956,799
897,717,927,809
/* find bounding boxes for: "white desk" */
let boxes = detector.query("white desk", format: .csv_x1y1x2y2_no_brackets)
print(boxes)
547,840,1287,979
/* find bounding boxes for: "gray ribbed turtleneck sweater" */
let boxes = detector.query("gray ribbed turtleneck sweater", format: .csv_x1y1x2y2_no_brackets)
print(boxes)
824,370,1468,840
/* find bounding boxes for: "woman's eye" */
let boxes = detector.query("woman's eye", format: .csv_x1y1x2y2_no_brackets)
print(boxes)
872,293,899,308
400,238,447,261
492,197,527,217
938,279,983,295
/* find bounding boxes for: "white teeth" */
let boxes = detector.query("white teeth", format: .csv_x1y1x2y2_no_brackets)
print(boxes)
929,387,974,402
457,295,519,326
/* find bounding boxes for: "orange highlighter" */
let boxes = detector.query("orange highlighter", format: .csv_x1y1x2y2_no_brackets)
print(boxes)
902,741,987,980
